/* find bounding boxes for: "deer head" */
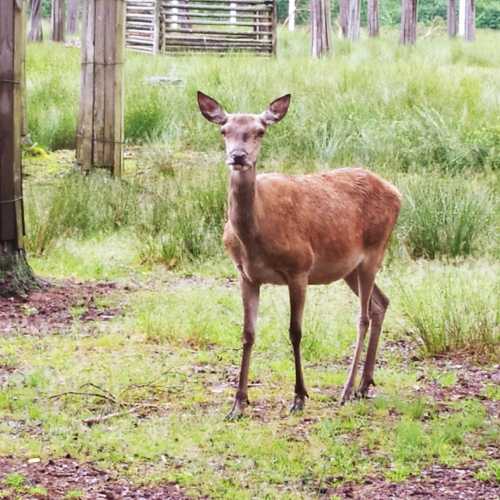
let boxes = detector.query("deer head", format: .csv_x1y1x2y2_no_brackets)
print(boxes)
197,91,291,172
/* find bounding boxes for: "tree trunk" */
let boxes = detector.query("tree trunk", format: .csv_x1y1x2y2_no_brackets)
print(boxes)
311,0,332,58
0,0,37,297
288,0,296,31
400,0,417,45
52,0,65,42
29,0,44,41
367,0,379,37
339,0,348,37
67,0,79,34
76,0,125,176
448,0,457,37
464,0,475,41
347,0,360,41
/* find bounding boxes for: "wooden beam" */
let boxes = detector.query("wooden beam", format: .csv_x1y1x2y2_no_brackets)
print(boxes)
76,0,125,177
0,0,25,247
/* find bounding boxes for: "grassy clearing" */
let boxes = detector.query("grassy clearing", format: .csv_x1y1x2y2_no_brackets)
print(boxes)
2,28,498,497
0,263,497,497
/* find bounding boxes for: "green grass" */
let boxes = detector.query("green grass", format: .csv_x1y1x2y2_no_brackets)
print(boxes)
0,267,496,497
26,29,500,174
2,27,499,498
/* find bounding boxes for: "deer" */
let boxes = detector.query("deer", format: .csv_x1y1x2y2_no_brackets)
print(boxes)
197,91,402,420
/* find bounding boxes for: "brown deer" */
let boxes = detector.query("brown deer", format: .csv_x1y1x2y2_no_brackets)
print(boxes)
197,91,401,420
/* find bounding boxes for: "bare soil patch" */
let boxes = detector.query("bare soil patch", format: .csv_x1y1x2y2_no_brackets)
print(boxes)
0,280,121,335
328,462,499,499
0,457,188,499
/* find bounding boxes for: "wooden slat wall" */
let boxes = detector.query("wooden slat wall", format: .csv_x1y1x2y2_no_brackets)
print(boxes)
161,0,275,54
125,0,276,55
126,0,158,53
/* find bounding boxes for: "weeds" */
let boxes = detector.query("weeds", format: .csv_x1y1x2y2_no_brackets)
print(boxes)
397,261,499,355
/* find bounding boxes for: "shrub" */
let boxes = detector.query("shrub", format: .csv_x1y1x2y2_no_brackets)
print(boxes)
396,175,495,259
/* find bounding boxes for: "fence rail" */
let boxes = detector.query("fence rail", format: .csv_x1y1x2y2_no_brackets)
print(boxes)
125,0,276,55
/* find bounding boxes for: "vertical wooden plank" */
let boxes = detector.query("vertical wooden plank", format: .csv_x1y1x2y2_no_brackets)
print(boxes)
113,0,125,177
0,0,24,247
93,0,105,166
271,1,277,55
76,0,95,171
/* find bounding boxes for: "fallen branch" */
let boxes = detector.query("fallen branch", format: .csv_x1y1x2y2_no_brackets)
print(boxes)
83,408,137,426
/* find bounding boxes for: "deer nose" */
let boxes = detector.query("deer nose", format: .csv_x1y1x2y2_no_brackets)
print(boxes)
230,151,248,165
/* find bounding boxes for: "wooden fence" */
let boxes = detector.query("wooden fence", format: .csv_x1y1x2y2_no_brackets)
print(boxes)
126,0,276,55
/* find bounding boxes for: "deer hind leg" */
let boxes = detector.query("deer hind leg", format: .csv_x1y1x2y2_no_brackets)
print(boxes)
226,277,260,420
340,266,375,404
288,275,309,413
343,270,389,399
358,285,389,397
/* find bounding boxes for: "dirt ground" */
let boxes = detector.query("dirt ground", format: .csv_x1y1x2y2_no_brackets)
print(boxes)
0,280,122,335
1,280,498,499
0,457,187,499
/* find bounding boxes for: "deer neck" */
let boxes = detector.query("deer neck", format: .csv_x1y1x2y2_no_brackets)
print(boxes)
228,168,258,242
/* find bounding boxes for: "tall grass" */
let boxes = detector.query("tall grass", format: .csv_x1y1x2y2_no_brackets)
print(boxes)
396,261,499,356
26,30,500,173
396,175,495,259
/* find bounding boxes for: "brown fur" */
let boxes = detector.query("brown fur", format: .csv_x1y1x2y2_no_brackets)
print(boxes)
197,91,402,418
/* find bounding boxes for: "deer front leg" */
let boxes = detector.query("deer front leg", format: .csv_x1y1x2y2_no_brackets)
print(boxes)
288,276,309,413
226,277,260,421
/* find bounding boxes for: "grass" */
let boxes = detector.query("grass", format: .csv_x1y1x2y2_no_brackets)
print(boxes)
1,27,499,498
0,267,497,497
26,29,500,174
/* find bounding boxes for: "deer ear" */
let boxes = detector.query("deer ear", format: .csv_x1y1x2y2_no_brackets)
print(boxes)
261,94,291,125
197,91,228,125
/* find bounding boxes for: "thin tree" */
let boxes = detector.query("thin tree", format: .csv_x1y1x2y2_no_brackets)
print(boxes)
288,0,296,31
464,0,475,41
347,0,361,41
311,0,332,57
67,0,79,35
51,0,65,42
0,0,37,296
448,0,457,37
339,0,349,37
29,0,43,41
400,0,417,45
367,0,379,37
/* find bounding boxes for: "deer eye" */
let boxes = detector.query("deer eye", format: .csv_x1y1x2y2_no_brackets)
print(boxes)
220,129,227,136
256,129,265,137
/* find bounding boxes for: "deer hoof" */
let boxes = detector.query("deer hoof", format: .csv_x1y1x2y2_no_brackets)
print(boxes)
225,400,245,421
340,386,354,405
290,396,306,414
357,377,376,398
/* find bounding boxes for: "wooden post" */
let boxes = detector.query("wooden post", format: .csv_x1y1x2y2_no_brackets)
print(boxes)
67,0,80,35
448,0,457,37
0,0,36,296
339,0,348,37
367,0,379,37
76,0,125,177
400,0,417,45
51,0,65,42
311,0,332,58
29,0,43,41
463,0,475,41
347,0,360,40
